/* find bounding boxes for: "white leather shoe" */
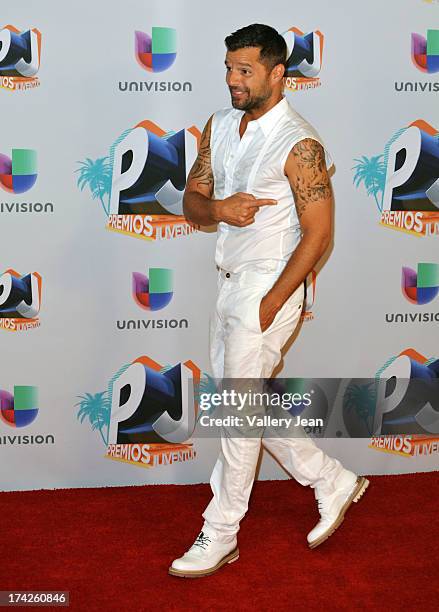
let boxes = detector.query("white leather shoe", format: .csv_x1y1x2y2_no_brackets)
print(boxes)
169,531,239,578
307,472,369,549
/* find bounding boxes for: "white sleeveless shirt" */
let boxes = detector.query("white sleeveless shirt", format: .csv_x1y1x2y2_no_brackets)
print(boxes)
210,96,332,273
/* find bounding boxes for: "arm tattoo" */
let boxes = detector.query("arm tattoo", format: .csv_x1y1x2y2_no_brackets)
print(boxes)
289,138,331,219
186,118,214,194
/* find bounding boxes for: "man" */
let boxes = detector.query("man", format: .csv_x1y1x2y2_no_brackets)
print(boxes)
169,24,369,578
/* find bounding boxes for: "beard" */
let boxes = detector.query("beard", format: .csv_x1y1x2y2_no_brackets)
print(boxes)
229,87,272,111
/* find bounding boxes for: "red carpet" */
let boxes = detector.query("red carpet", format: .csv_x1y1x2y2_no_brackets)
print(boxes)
1,473,437,611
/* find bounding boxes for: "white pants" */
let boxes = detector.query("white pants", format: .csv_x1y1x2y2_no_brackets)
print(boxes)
202,265,347,543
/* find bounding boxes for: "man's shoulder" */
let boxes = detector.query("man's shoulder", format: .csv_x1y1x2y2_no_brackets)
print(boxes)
283,101,332,167
212,106,240,124
283,101,317,133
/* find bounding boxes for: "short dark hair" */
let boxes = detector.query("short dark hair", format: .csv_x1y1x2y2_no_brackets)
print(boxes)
225,24,287,71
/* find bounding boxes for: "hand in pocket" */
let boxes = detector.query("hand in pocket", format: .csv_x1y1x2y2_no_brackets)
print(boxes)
258,294,281,333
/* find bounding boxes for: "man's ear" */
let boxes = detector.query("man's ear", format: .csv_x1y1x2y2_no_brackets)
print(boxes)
271,63,285,83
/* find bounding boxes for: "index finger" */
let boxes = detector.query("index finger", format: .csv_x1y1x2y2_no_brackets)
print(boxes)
242,198,277,210
254,198,277,206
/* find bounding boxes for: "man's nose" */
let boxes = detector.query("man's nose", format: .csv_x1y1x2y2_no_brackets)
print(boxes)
227,69,241,87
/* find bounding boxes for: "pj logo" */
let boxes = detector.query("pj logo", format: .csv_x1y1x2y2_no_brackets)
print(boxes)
371,349,439,437
282,26,324,92
0,269,42,331
332,349,439,445
0,25,41,91
76,356,201,468
0,386,38,428
353,119,439,236
368,349,439,457
76,120,200,241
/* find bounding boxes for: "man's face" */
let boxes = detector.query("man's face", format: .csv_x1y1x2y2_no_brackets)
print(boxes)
225,47,274,111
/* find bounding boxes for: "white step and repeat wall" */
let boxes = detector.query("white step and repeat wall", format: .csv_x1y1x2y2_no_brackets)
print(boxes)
1,0,439,491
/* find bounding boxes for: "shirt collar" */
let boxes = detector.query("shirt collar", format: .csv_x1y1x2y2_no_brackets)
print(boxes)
236,96,289,137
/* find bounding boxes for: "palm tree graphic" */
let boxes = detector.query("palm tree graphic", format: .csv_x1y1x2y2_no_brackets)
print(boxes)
76,157,112,216
352,155,387,212
76,391,111,445
343,382,377,436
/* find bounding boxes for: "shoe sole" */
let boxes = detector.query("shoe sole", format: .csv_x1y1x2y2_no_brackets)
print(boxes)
168,547,239,578
308,476,370,550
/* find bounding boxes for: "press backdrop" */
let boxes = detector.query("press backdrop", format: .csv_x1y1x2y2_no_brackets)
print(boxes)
1,0,439,491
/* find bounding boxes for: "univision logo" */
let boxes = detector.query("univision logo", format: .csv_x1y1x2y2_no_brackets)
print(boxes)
0,386,38,427
119,27,192,93
0,385,55,446
116,267,188,330
395,29,439,92
385,263,439,323
0,149,37,193
0,148,54,214
402,263,439,304
412,29,439,73
135,27,176,73
133,267,173,310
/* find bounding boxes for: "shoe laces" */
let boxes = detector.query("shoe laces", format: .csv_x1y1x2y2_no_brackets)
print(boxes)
193,531,211,550
317,496,332,518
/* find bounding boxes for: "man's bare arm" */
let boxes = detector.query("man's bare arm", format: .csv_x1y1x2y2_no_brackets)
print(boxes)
183,116,219,225
183,117,278,227
259,138,332,330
